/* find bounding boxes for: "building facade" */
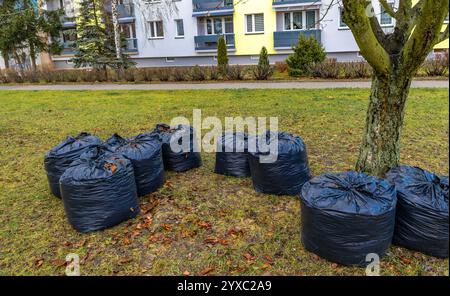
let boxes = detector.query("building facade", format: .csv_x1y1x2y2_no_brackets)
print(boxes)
1,0,448,69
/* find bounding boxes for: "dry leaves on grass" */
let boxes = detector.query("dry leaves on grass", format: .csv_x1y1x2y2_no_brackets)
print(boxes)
199,267,214,275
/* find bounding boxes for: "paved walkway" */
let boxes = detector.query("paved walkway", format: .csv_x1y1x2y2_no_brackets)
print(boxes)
0,80,447,90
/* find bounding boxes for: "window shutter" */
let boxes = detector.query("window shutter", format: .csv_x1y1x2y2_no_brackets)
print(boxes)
254,14,264,32
246,15,253,32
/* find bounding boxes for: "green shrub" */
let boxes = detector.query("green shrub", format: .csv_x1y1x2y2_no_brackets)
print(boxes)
307,59,340,79
217,36,228,68
171,67,189,81
189,65,207,81
252,47,273,80
286,35,326,77
421,52,449,76
275,61,288,73
226,65,246,80
208,66,220,80
155,68,171,81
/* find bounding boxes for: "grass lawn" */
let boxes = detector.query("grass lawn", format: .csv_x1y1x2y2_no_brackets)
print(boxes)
0,88,448,276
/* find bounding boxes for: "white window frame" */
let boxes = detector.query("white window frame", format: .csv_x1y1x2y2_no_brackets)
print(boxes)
204,17,233,35
338,7,349,29
283,11,303,31
379,2,394,27
245,13,264,34
283,10,318,31
148,20,164,39
165,57,175,63
175,19,184,38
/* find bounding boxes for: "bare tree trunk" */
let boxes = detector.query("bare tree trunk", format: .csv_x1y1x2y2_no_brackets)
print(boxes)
111,0,122,60
37,0,54,69
355,72,412,176
2,52,10,69
111,0,124,79
30,44,37,72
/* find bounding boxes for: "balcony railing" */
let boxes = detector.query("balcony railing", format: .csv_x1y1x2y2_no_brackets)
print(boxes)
124,38,138,53
118,3,135,19
273,0,320,6
194,34,235,51
193,0,234,17
273,29,321,48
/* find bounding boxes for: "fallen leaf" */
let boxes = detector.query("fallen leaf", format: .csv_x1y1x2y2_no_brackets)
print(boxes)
63,241,71,247
331,263,338,269
162,224,173,232
123,237,131,245
263,255,274,265
35,259,44,268
243,253,255,262
51,259,67,267
199,267,214,275
204,236,220,245
219,239,229,246
119,257,132,265
183,271,190,276
197,221,212,230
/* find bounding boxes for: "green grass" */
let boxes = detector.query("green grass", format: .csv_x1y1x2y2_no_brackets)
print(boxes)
0,89,448,276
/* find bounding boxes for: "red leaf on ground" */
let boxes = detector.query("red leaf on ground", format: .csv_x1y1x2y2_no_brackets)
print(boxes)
162,224,173,232
51,259,67,267
219,239,229,246
197,221,212,230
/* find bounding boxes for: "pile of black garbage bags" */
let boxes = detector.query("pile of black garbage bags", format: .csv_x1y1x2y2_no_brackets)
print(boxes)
214,132,448,265
45,127,448,266
44,124,202,233
299,167,448,265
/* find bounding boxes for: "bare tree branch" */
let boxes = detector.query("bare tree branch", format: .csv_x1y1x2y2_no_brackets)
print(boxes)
379,0,396,18
342,0,391,74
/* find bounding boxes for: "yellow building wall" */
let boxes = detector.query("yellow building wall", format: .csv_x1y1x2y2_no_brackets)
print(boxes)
233,0,277,55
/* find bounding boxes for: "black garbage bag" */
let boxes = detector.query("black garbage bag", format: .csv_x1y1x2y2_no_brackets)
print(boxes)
60,146,140,233
153,124,202,172
386,166,449,258
214,132,250,177
106,133,165,197
300,171,397,266
44,132,102,198
248,131,311,195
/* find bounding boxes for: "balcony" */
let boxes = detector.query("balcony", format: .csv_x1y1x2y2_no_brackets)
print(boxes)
124,38,138,53
118,3,135,22
193,0,234,17
273,29,321,49
194,34,235,51
60,41,76,56
273,0,321,9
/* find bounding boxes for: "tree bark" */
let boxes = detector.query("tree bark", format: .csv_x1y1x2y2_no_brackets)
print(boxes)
2,52,10,69
111,0,122,60
355,72,412,176
30,44,37,71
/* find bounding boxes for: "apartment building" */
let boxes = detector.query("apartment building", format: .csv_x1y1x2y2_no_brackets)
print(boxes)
1,0,448,69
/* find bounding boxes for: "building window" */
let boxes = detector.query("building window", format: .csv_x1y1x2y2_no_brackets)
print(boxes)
149,21,164,39
204,17,233,35
306,10,316,29
175,19,184,37
284,12,302,30
165,57,175,63
380,3,394,26
339,7,348,29
444,14,449,24
246,13,264,34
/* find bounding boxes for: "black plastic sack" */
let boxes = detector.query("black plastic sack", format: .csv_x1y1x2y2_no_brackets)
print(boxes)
386,166,449,258
248,131,311,195
214,132,250,177
106,133,165,197
44,132,102,198
153,124,202,172
60,146,140,233
300,172,397,266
